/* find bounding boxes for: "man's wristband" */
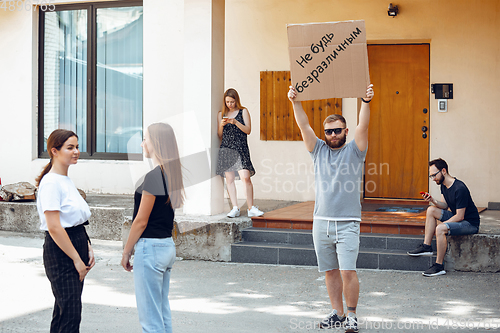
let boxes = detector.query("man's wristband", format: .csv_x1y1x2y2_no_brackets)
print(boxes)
361,98,371,103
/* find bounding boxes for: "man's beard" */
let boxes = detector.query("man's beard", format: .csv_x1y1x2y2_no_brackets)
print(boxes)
435,174,443,185
325,134,347,149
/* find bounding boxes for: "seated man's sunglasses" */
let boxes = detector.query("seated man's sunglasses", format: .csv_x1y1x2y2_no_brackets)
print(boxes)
324,128,345,135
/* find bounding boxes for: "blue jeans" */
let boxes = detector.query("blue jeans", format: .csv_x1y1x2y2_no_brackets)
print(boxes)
440,210,479,236
134,238,176,333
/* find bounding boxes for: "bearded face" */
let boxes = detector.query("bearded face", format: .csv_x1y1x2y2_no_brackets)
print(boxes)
324,120,348,149
325,131,347,149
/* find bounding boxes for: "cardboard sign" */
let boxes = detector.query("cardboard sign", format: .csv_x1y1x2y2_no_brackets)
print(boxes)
287,20,370,101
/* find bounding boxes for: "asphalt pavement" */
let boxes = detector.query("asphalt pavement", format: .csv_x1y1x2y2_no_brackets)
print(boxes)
0,231,499,333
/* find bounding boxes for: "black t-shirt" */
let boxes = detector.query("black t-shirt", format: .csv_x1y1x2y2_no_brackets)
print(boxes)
441,178,480,227
133,166,174,238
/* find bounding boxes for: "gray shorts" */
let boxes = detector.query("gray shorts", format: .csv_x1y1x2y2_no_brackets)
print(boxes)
312,219,360,272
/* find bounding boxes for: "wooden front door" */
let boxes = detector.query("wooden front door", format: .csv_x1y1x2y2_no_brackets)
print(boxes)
364,44,430,200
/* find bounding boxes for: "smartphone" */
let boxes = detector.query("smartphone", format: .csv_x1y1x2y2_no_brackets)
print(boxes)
419,191,429,196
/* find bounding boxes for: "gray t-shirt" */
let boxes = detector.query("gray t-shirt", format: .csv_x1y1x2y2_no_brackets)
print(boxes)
310,138,367,221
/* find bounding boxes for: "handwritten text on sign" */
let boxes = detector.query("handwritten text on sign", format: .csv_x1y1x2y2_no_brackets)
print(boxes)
287,20,370,100
294,27,362,94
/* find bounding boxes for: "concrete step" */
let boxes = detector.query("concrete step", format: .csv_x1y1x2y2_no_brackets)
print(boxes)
231,241,317,266
241,227,313,245
360,233,437,250
357,248,437,271
231,241,437,271
231,228,438,271
240,227,436,250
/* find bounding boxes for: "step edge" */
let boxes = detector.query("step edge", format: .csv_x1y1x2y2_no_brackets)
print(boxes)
243,227,312,234
232,242,314,250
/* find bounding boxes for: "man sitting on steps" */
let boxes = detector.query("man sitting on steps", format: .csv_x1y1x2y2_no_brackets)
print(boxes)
407,158,480,277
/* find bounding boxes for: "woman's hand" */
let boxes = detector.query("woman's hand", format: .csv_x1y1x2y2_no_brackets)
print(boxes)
121,251,133,272
74,258,88,282
45,211,91,282
121,192,154,273
87,243,95,271
221,117,237,126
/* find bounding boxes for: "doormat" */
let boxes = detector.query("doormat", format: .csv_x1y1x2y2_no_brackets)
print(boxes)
375,207,426,213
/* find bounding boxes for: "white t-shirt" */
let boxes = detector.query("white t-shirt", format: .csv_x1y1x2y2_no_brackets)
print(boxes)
37,173,91,231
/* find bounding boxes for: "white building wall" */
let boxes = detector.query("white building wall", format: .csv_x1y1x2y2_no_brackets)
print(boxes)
1,0,499,209
225,0,500,207
0,0,225,215
0,9,41,186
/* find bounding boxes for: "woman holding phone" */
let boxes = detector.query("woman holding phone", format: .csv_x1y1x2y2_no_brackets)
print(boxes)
216,88,264,218
36,129,95,333
122,123,184,333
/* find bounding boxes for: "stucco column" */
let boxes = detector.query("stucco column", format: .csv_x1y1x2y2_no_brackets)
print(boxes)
182,0,225,215
144,0,224,215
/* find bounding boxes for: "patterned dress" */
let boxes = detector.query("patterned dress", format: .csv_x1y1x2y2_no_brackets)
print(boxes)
216,109,256,179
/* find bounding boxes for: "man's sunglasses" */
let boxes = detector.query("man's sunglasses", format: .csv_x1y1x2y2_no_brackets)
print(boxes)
324,128,345,136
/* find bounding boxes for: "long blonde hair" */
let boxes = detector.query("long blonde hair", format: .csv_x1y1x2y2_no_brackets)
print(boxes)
147,123,185,209
221,88,246,117
35,129,78,187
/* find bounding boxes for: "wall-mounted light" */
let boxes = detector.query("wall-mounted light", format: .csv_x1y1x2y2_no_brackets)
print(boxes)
388,3,399,17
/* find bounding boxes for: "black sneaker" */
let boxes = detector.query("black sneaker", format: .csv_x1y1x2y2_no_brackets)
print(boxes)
423,263,446,277
344,313,358,333
407,243,433,256
319,309,345,329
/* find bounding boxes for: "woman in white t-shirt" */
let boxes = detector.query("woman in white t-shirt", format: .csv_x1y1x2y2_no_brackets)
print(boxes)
121,123,184,333
36,129,95,333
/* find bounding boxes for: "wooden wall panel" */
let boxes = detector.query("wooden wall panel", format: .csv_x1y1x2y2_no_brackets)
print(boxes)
265,72,274,140
260,71,342,141
260,71,267,141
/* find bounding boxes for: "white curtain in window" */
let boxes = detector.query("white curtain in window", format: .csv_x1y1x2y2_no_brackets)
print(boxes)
96,7,143,154
43,10,88,152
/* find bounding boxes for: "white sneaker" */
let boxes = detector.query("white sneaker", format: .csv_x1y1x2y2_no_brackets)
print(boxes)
248,206,264,217
227,206,240,218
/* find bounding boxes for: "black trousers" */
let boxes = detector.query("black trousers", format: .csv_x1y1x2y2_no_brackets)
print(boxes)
43,225,89,333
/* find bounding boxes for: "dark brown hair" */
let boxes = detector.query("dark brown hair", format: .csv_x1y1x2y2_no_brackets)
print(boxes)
35,129,78,187
429,158,448,173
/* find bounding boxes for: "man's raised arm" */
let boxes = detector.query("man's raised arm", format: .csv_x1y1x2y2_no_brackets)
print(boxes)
354,84,374,152
288,86,317,152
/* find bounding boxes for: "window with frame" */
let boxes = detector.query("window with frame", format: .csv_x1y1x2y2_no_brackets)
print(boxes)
39,1,143,160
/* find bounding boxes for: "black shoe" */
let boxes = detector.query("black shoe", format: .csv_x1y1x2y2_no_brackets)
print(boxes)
319,309,345,329
344,313,358,333
407,243,433,256
423,263,446,277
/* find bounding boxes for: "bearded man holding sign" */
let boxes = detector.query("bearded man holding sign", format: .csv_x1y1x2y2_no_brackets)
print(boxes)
288,83,373,333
